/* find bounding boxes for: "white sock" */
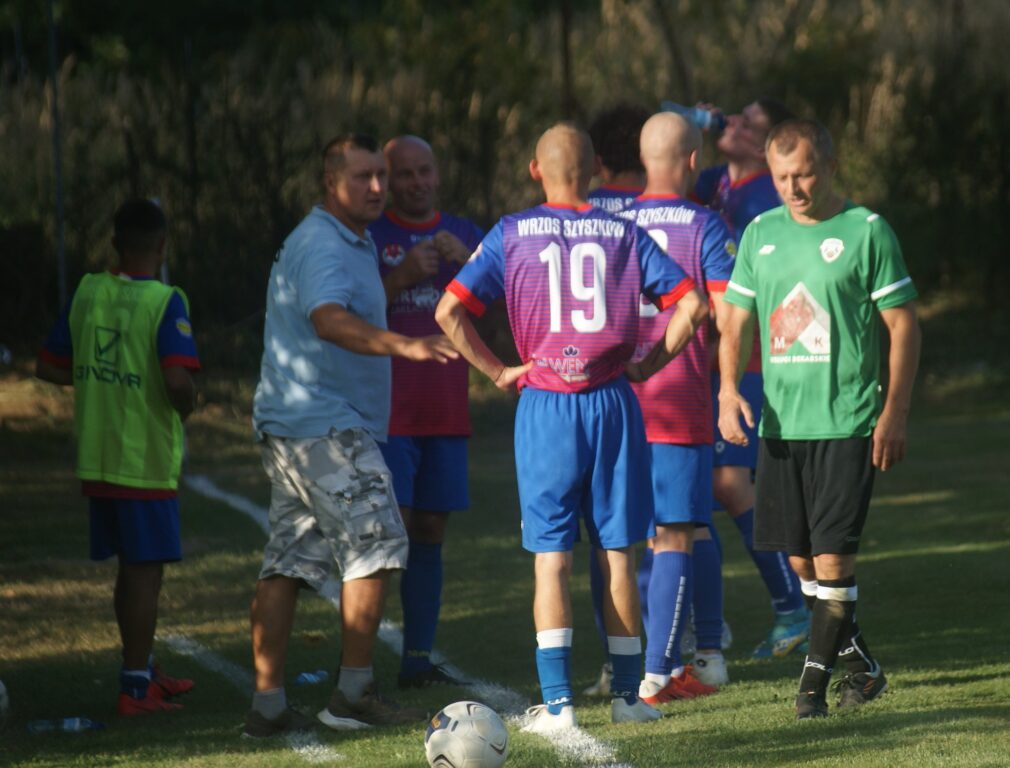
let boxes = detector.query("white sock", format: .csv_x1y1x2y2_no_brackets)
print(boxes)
644,672,670,687
252,687,286,719
338,666,373,703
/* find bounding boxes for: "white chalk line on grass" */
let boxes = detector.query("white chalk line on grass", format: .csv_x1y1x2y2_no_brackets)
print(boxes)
184,473,632,768
162,634,344,764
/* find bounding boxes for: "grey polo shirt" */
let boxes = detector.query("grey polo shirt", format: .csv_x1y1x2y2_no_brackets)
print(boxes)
253,205,391,440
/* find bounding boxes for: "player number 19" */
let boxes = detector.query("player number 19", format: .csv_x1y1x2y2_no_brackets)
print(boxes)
538,242,607,333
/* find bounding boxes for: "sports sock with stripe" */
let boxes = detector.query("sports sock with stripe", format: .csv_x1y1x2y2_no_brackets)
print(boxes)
798,577,856,696
535,628,573,714
644,550,691,675
607,635,643,704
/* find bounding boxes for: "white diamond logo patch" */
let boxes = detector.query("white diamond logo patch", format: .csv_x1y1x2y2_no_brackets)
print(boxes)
768,282,831,364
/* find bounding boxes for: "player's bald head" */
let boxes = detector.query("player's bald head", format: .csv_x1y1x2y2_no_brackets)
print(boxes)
639,112,701,169
534,122,595,186
384,134,435,168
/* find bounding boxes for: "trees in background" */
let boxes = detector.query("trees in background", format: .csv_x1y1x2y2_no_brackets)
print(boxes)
2,0,1007,362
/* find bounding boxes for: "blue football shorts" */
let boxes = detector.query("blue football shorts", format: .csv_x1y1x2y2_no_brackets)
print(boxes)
651,443,714,526
380,435,469,513
89,497,182,563
712,371,763,470
514,377,654,553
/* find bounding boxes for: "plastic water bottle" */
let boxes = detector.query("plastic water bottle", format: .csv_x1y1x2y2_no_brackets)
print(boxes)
294,669,329,686
27,717,106,734
660,100,726,133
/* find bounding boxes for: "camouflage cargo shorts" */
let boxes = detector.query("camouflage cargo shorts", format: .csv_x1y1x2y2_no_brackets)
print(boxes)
259,428,408,586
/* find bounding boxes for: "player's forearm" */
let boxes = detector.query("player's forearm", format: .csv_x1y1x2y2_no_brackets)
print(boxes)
311,303,413,358
718,306,753,392
881,304,921,417
435,295,505,382
163,366,197,420
382,266,420,305
640,290,708,379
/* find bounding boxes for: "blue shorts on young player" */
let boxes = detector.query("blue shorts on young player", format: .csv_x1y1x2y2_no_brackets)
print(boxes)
380,436,469,513
89,498,182,563
712,372,763,470
514,378,654,553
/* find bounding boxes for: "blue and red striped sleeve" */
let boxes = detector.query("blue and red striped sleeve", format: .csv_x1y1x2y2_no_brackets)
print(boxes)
636,226,695,310
445,220,505,318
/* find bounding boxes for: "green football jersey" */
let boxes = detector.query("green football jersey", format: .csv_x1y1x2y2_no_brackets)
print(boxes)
724,202,917,439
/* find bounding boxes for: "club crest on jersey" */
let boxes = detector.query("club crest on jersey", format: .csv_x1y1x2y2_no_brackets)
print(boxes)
381,243,406,267
819,238,844,263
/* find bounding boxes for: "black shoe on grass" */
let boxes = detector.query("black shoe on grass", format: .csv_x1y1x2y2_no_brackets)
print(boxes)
397,664,469,689
835,669,888,708
796,690,829,720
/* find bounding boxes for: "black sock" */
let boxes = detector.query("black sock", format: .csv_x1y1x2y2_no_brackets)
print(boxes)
798,576,856,697
837,613,878,675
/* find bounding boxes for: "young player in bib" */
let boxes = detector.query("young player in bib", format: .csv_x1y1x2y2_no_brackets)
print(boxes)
36,199,199,716
718,119,920,719
436,123,708,734
368,135,484,688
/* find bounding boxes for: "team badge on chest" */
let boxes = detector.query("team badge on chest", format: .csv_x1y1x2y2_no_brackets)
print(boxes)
382,243,406,267
819,238,844,263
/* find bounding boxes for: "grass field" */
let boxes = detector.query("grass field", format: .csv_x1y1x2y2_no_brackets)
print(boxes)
1,363,1009,768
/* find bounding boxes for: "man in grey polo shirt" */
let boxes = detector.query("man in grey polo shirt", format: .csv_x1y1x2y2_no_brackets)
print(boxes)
244,133,458,738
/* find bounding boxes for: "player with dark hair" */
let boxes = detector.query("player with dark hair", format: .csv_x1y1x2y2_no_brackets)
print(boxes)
247,133,457,737
368,135,483,688
691,98,812,671
36,198,199,716
719,118,920,718
587,104,650,212
436,122,708,733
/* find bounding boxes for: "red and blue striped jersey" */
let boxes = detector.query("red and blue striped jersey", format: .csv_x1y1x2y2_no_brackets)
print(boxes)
694,165,782,375
369,210,483,437
618,195,736,444
447,203,694,393
588,185,643,213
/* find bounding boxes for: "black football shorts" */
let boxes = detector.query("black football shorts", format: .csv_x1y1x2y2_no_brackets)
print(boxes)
754,437,874,556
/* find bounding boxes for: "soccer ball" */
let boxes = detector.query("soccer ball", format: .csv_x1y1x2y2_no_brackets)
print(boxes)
424,700,510,768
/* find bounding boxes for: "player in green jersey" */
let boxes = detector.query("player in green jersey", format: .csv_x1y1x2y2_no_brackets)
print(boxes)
717,119,921,719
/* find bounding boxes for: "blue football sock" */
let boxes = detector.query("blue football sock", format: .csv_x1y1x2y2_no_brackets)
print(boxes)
692,528,724,651
588,547,609,653
732,509,804,614
400,540,443,676
535,630,573,714
644,551,691,675
120,668,151,700
608,636,642,704
637,546,654,629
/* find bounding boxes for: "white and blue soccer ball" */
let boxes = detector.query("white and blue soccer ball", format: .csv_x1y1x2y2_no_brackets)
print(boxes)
424,700,509,768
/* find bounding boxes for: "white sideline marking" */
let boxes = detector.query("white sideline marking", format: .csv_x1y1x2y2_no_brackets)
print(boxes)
162,634,344,764
184,473,632,767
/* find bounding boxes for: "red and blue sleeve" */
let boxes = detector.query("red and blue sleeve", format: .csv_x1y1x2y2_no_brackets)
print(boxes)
157,292,201,370
636,226,695,310
445,221,505,318
700,213,736,294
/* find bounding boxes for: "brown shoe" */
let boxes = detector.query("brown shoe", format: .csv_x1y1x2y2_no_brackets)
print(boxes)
242,706,315,738
317,682,426,729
